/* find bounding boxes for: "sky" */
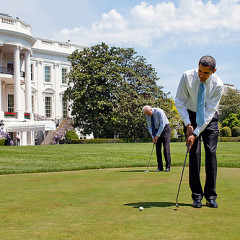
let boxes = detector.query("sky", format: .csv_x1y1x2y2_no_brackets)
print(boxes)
1,0,240,98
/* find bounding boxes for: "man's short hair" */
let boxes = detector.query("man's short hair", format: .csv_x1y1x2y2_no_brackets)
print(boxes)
199,56,216,71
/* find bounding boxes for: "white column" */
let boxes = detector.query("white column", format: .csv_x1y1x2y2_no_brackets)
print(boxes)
54,63,61,119
25,50,33,145
25,50,32,114
14,45,22,119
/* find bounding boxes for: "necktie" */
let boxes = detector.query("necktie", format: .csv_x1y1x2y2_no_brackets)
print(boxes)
151,115,156,137
196,82,205,127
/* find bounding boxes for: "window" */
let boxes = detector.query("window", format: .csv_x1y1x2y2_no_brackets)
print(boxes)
62,97,68,118
31,64,34,80
32,95,34,113
44,66,51,82
45,97,51,118
7,62,13,74
62,68,67,84
8,94,14,112
42,40,53,45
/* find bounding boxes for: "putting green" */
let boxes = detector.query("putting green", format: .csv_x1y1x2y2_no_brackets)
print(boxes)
0,167,239,239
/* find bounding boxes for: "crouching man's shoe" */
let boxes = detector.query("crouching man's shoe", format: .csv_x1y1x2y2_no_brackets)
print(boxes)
191,200,202,208
206,200,218,208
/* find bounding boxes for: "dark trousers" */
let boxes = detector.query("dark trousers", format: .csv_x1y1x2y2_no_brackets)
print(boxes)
185,110,219,201
156,124,171,170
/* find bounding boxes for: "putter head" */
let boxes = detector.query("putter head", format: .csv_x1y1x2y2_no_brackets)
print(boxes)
176,203,179,208
144,170,149,173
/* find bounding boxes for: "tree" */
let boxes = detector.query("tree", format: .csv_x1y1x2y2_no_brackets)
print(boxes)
222,111,240,129
219,88,240,121
65,43,177,138
232,126,240,137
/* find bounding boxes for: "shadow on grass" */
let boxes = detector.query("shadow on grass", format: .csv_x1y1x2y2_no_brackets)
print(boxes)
124,202,191,208
120,170,148,173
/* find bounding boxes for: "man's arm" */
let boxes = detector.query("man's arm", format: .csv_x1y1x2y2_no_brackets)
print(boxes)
175,73,191,126
155,111,165,137
175,73,195,148
146,115,154,138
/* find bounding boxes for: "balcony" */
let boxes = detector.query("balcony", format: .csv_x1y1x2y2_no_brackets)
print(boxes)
0,67,13,75
0,15,32,36
0,67,25,77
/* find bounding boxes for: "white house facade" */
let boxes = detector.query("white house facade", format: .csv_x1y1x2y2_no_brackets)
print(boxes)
0,13,84,145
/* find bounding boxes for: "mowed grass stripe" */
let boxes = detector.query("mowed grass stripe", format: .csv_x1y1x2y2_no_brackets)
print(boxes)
0,142,239,175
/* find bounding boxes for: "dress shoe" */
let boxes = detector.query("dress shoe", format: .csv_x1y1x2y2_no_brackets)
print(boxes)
165,168,170,172
191,200,202,208
206,200,218,208
155,168,163,172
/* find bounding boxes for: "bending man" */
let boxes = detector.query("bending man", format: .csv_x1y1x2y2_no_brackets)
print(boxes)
143,105,171,172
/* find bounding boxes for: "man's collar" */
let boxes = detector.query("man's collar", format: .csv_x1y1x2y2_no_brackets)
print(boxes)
199,74,212,85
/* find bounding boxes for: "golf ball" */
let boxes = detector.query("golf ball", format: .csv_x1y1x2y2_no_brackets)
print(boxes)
139,206,144,211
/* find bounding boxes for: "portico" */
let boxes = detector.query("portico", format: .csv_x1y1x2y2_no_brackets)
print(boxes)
0,13,84,145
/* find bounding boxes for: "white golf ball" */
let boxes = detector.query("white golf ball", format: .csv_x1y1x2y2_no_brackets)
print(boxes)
139,206,144,211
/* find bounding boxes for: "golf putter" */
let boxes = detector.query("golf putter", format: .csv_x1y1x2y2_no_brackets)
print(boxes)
175,145,189,207
144,143,155,172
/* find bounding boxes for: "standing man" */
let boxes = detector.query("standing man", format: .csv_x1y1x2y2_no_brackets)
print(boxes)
175,56,224,208
142,105,171,172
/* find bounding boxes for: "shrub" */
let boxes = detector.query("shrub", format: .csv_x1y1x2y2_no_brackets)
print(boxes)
219,137,240,142
232,127,240,137
71,139,118,144
170,138,179,142
121,138,151,143
0,139,6,146
65,130,79,140
71,138,152,144
221,127,231,137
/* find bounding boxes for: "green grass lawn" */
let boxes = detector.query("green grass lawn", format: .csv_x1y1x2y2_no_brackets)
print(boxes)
0,142,239,174
0,142,239,239
0,167,239,240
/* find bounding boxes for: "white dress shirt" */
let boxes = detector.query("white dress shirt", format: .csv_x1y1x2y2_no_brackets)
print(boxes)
175,69,224,136
146,108,169,138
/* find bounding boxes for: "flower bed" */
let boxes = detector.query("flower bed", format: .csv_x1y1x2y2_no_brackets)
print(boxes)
4,112,16,117
24,113,30,119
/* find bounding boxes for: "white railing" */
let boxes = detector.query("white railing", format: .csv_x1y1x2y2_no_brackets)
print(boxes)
0,16,31,35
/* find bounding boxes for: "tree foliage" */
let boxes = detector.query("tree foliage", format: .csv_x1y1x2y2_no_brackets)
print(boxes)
65,43,178,138
219,88,240,121
232,126,240,137
222,111,240,129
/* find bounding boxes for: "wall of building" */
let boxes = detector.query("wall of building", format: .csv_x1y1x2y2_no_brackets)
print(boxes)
0,13,86,145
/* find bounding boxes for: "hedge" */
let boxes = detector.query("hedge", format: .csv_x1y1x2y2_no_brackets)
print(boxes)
218,137,240,142
221,127,232,137
0,139,6,146
70,138,152,144
66,138,186,144
68,137,240,144
65,130,79,140
232,127,240,137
